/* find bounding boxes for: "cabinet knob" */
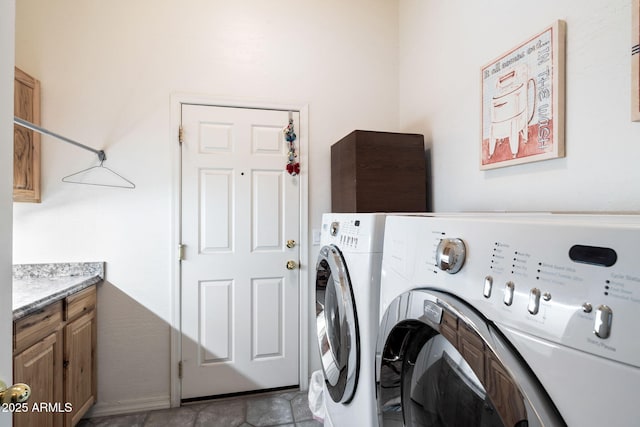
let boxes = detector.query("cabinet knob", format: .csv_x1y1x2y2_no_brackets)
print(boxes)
0,380,31,404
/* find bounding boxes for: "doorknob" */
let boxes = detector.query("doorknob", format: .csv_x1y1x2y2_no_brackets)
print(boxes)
0,380,31,404
286,240,296,249
286,260,298,270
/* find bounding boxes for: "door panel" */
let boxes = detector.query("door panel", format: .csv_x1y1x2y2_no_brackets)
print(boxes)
181,104,300,399
252,171,282,251
252,125,286,155
200,280,233,363
200,123,234,152
200,169,234,252
252,277,284,359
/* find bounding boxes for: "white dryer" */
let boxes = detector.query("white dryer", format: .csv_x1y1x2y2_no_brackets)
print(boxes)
315,213,388,427
377,214,640,426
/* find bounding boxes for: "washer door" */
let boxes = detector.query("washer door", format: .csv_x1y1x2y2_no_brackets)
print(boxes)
315,244,359,403
376,289,565,427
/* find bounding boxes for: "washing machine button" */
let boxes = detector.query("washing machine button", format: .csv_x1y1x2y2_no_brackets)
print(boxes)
483,276,493,298
594,305,613,339
528,288,541,315
504,281,515,306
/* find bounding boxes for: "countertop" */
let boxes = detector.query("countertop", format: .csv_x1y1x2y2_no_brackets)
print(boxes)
12,262,104,320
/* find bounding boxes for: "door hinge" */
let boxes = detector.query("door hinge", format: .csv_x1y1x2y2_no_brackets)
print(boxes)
178,244,186,261
178,125,184,144
178,361,183,379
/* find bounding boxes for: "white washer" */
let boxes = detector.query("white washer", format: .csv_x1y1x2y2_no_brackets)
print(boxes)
315,213,388,427
377,214,640,426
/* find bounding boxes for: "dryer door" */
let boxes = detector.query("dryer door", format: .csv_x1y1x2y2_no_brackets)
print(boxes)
376,289,565,427
315,244,359,403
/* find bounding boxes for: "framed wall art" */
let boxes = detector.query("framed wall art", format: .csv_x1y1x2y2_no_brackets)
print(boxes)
481,20,566,170
633,0,640,122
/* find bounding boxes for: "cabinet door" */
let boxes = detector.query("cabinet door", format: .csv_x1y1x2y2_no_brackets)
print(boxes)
14,330,64,427
13,67,41,203
64,312,96,427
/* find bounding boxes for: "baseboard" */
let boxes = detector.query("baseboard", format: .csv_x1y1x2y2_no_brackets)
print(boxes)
84,395,171,419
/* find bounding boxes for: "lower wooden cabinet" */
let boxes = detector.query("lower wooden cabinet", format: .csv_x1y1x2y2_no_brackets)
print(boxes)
13,285,98,427
64,310,97,427
14,330,64,427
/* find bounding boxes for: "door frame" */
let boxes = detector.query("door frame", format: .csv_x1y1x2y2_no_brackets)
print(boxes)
169,94,309,406
1,1,15,425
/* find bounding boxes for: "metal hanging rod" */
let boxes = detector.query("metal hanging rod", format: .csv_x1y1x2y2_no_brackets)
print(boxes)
14,116,106,162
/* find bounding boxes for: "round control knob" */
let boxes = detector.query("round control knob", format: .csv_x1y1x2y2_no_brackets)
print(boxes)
436,238,466,274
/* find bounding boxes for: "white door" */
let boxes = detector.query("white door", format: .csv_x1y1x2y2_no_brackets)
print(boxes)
180,104,301,399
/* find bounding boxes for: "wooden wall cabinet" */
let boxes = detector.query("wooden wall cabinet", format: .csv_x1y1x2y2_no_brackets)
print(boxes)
14,67,41,203
331,130,427,213
13,285,98,427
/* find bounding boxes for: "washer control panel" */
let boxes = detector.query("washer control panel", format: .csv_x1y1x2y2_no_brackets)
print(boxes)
482,270,617,340
384,214,640,368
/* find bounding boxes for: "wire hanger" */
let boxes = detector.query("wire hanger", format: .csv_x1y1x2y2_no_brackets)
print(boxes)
62,160,136,189
14,116,136,189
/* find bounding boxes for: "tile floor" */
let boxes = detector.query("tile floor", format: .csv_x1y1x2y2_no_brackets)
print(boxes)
77,389,323,427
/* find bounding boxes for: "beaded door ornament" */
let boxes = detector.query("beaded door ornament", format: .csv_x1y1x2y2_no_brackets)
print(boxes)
284,118,300,175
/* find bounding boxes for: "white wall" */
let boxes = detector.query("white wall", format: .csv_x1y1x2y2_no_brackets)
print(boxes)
399,0,640,212
0,1,15,426
13,0,399,415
